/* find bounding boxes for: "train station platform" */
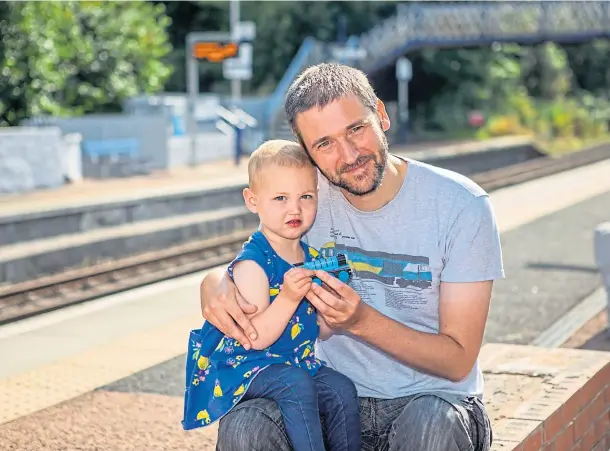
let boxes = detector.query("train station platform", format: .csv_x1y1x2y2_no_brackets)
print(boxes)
0,136,528,218
1,136,544,289
1,146,610,450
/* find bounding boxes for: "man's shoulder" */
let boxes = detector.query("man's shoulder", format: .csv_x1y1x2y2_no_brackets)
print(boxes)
406,157,488,201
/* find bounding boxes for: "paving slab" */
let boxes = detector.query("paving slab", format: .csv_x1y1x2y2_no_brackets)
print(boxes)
563,310,610,352
485,189,610,345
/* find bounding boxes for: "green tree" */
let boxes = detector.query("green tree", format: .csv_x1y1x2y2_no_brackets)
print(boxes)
564,38,610,96
158,0,228,93
0,1,173,126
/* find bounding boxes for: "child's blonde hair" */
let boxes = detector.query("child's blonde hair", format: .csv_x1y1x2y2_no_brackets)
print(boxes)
248,140,314,189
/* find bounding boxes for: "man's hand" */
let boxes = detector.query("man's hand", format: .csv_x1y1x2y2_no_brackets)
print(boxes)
305,269,367,332
200,270,259,350
281,267,314,302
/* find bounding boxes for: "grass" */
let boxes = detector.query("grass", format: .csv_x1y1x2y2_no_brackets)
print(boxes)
533,134,610,157
406,127,610,157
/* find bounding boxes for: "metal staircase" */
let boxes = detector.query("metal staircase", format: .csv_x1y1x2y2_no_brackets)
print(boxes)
265,38,327,141
266,1,610,140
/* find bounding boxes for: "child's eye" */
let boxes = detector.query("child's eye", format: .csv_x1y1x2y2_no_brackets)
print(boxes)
274,196,286,201
301,194,313,199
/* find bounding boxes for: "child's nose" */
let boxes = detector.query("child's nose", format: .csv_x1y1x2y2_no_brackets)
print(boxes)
288,200,301,213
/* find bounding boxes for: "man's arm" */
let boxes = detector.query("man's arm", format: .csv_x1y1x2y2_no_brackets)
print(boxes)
200,267,259,350
308,194,503,382
344,280,491,381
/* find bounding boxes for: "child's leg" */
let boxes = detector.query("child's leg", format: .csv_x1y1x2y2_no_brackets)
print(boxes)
242,364,325,451
313,366,361,451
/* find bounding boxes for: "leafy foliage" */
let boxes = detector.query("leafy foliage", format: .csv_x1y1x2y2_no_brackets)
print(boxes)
0,1,173,126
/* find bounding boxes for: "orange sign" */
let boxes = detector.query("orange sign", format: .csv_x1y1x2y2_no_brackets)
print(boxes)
192,42,239,62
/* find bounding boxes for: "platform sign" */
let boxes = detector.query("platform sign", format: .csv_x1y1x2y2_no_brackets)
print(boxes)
191,41,239,62
234,21,256,41
222,22,255,81
223,42,253,80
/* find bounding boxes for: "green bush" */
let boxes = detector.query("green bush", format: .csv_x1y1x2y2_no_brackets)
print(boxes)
474,93,608,143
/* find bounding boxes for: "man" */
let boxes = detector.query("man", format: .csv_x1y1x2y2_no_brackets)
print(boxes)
200,62,504,451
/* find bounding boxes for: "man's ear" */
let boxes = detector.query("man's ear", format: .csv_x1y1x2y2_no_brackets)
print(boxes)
243,187,258,214
376,98,391,132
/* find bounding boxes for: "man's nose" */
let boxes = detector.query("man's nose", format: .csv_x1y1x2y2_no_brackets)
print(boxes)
337,138,359,164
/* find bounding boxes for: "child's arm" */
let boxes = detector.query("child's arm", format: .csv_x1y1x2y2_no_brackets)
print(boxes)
232,261,313,350
317,315,334,340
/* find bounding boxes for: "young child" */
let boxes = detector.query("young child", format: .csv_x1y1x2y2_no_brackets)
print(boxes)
182,140,361,451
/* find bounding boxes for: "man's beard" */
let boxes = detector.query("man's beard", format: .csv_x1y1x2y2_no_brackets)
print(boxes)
320,134,389,196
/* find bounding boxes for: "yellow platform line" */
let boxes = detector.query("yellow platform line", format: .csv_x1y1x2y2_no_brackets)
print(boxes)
0,313,202,425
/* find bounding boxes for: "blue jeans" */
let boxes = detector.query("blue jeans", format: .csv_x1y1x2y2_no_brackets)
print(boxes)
217,391,492,451
240,364,361,451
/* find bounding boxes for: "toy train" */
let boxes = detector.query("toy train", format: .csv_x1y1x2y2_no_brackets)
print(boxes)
295,253,352,285
195,253,352,358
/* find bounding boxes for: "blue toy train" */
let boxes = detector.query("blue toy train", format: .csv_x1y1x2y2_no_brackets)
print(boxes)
295,253,352,285
194,253,352,358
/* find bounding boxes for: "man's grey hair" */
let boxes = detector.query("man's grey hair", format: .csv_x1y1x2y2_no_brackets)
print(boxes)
284,63,379,146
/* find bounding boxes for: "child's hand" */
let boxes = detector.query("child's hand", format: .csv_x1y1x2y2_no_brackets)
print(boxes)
281,268,314,302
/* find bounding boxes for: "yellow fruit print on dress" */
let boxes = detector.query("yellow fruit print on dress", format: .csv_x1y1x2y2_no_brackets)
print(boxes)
213,379,223,398
290,316,304,340
181,231,323,431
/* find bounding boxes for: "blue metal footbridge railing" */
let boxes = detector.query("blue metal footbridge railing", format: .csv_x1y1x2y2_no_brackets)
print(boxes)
266,0,610,140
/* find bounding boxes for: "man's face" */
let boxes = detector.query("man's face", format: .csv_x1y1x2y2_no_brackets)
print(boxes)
295,93,390,196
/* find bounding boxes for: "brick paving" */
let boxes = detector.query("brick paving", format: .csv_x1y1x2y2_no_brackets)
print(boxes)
1,344,608,451
0,391,218,451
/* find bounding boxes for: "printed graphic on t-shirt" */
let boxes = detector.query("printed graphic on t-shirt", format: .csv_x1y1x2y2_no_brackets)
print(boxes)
319,241,433,311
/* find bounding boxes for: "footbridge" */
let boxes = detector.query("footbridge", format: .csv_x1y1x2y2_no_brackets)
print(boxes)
267,1,610,140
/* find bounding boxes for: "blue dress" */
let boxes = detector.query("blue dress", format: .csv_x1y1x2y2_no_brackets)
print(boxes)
182,231,322,430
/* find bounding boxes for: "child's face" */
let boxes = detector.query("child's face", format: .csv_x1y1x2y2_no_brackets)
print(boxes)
244,165,318,240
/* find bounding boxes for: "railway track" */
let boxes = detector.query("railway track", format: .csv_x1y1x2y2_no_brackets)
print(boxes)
0,230,254,325
472,141,610,190
1,142,609,326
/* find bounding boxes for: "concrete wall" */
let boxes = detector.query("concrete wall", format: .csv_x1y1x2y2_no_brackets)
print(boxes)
26,114,171,171
168,131,234,168
0,127,67,194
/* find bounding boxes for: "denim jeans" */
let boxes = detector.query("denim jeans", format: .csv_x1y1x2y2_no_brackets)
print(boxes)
239,364,361,451
217,389,492,451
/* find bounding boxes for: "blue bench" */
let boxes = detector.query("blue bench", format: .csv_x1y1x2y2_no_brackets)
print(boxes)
82,138,140,159
81,138,148,178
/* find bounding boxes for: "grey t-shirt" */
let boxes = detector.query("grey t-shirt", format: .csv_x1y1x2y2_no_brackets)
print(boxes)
303,156,504,399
